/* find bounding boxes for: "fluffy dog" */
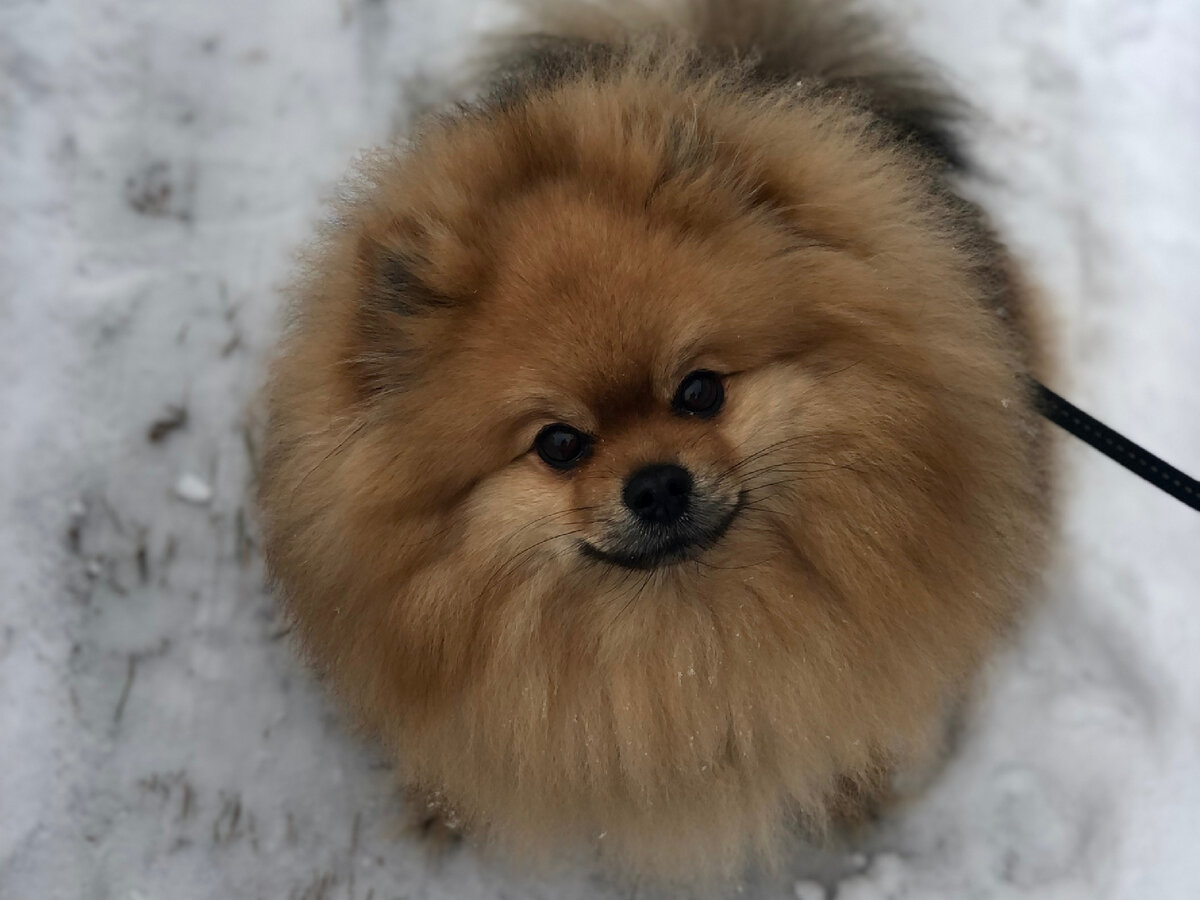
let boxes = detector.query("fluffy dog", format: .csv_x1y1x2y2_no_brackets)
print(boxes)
260,0,1053,884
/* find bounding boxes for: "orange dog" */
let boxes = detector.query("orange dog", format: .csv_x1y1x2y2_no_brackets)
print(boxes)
260,0,1053,884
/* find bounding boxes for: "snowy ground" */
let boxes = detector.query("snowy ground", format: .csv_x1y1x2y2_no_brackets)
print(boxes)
3,1,1199,898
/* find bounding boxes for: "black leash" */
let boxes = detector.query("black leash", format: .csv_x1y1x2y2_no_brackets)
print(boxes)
1032,380,1200,513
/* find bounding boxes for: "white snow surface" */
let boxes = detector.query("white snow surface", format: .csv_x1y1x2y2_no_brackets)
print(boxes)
2,1,1199,898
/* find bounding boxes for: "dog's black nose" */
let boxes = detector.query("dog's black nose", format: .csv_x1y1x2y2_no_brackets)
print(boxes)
623,464,693,526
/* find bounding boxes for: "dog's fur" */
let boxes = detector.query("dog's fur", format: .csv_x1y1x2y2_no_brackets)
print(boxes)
260,0,1053,885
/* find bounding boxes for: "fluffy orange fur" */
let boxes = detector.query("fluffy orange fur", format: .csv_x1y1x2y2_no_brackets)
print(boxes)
260,0,1052,885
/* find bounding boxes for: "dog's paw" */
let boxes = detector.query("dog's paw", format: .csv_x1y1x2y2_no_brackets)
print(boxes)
404,790,465,858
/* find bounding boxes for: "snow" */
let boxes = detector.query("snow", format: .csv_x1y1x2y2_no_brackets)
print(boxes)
793,882,827,900
2,1,1199,898
173,474,214,506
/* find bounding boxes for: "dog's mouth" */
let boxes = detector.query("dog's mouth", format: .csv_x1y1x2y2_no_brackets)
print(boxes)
580,492,746,571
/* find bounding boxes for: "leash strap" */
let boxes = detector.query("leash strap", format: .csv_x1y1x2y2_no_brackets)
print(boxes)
1032,380,1200,513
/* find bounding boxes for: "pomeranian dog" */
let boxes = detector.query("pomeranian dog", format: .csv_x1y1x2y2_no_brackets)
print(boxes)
260,0,1053,885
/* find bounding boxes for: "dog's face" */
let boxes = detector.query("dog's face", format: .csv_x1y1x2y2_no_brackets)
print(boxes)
337,171,921,591
394,182,828,580
261,76,1048,875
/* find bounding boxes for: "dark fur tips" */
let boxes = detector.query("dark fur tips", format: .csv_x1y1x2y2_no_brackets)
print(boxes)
489,0,967,169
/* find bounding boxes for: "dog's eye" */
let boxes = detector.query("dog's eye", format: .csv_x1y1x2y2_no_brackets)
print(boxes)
535,425,592,470
673,371,724,418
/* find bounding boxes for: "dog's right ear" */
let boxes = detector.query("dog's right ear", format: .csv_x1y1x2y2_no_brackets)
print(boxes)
356,233,453,318
349,233,455,396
